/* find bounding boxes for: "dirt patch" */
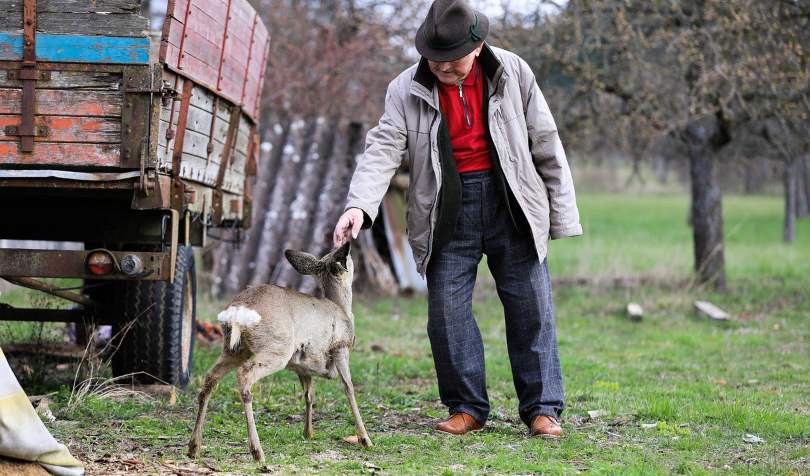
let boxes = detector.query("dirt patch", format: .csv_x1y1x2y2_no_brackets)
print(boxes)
375,409,437,435
0,458,50,476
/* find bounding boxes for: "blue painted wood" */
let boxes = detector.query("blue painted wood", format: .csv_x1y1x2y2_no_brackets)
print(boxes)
0,33,149,64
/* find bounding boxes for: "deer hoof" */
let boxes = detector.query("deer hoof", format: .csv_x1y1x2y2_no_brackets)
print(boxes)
187,442,200,458
251,447,265,462
344,434,373,448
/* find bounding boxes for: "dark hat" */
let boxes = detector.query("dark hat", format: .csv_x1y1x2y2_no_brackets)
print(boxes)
415,0,489,62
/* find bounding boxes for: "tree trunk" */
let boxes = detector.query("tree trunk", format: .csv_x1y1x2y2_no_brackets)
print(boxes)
783,158,798,243
689,151,726,289
250,119,313,286
230,115,291,291
797,154,810,219
684,116,728,290
299,121,364,294
273,116,336,288
355,228,398,295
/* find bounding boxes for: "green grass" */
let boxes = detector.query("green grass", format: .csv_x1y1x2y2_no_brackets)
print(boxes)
3,193,809,474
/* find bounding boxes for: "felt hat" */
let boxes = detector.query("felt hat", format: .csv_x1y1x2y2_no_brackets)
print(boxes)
415,0,489,62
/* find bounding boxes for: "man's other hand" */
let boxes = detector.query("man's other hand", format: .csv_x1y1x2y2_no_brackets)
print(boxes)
333,208,365,247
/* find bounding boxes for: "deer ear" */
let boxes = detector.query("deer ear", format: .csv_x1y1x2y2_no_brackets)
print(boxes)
284,250,324,275
332,241,351,267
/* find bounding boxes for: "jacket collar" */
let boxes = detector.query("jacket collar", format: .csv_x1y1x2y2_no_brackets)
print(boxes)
410,42,504,107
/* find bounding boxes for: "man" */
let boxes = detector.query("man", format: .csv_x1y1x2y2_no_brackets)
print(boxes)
333,0,582,438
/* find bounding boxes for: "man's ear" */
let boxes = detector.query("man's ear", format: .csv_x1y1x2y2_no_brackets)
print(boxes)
284,250,324,275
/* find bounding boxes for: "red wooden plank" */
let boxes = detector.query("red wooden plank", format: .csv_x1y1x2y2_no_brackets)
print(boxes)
163,17,184,50
242,74,259,108
239,14,258,104
218,59,243,99
221,45,250,97
241,20,268,119
0,89,121,116
171,0,189,22
251,40,270,119
186,4,226,46
0,142,121,166
0,115,120,143
225,12,253,44
214,0,234,93
163,41,181,68
224,35,250,68
249,21,269,79
229,0,255,27
181,28,223,69
179,52,219,90
186,0,230,25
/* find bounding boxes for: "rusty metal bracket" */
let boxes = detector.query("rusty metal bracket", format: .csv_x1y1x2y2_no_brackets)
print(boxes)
5,70,50,81
211,105,242,223
121,65,156,169
125,80,180,106
206,96,219,159
4,125,48,137
168,80,195,209
241,127,258,227
170,79,194,177
164,0,193,141
132,172,171,210
17,0,40,152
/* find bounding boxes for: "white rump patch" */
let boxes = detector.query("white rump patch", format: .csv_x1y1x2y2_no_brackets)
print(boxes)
217,306,261,327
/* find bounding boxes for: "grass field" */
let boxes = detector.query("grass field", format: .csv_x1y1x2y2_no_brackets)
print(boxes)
2,193,809,475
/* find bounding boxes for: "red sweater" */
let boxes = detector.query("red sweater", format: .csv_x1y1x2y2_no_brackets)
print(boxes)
437,61,492,173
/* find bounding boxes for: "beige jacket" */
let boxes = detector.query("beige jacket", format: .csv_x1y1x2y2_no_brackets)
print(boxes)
344,44,582,275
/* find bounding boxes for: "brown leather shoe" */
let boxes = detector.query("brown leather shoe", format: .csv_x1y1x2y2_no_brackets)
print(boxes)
530,415,562,438
435,413,484,435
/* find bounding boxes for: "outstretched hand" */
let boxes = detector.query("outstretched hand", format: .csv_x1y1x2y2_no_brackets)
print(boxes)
333,208,364,247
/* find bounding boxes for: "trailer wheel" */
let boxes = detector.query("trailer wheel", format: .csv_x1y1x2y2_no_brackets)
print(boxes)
112,246,196,388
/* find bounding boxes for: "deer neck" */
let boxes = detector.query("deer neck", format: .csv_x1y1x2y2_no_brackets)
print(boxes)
322,279,353,320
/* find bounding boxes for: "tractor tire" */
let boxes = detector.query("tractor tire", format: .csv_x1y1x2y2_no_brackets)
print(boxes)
111,245,196,388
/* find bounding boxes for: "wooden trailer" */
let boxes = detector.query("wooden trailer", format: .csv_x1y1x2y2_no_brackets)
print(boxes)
0,0,270,386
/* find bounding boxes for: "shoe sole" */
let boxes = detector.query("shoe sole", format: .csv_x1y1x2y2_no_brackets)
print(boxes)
435,426,485,435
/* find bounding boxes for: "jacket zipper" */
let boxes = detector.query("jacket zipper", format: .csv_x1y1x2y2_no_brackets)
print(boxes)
458,80,472,129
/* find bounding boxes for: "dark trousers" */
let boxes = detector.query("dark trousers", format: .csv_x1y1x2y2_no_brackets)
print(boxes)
426,170,564,426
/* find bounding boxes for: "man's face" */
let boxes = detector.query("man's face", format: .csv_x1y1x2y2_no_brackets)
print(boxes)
428,44,483,85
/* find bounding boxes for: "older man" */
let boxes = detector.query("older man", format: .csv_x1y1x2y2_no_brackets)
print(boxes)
333,0,581,437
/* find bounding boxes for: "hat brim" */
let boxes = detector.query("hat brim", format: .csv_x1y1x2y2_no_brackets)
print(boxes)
415,11,489,62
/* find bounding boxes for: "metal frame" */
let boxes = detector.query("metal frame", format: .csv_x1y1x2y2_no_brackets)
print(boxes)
0,249,173,281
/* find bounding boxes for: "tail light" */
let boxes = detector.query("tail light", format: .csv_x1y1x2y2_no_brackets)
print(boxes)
86,250,115,275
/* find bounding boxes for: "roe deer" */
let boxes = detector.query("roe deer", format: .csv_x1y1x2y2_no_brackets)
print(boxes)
187,242,371,462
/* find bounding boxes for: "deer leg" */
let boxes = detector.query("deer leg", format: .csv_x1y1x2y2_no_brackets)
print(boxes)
298,374,315,439
188,352,245,458
237,358,287,462
334,347,372,447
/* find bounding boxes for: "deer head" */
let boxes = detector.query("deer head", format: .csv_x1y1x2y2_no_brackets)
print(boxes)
284,242,353,313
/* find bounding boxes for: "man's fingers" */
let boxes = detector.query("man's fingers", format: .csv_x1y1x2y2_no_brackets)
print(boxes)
351,216,362,239
333,218,347,247
333,209,362,247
